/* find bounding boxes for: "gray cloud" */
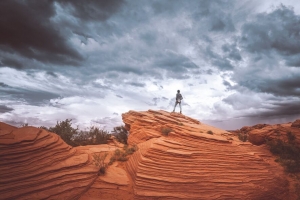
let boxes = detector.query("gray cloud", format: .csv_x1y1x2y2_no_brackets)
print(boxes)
205,47,234,71
240,5,300,66
222,43,242,61
0,105,13,113
127,82,146,87
1,87,60,105
0,0,84,68
1,1,300,131
57,0,124,21
154,50,198,73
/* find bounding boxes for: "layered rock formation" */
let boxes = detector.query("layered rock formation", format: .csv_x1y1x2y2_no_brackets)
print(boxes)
230,120,300,145
0,122,98,200
1,111,296,199
122,110,289,199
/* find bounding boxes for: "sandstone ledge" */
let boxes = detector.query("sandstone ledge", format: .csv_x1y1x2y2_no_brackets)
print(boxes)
122,110,289,199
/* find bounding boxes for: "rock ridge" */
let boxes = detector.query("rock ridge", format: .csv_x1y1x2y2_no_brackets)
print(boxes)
122,110,289,199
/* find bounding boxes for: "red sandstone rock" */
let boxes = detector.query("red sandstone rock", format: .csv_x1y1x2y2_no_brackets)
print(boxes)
121,110,289,199
1,112,297,200
231,121,300,145
291,119,300,128
0,123,99,200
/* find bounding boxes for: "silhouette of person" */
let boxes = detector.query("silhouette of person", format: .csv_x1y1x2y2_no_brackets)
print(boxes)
173,90,183,114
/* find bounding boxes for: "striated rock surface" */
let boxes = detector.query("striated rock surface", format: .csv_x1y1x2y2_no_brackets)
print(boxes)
1,111,296,200
230,119,300,145
291,119,300,128
0,122,99,200
122,110,289,200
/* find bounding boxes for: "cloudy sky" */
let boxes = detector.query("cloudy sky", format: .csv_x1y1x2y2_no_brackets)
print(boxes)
1,0,300,130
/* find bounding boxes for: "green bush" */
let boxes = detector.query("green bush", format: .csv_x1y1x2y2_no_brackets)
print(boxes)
108,146,138,165
112,126,128,144
47,119,111,146
207,130,213,135
39,126,49,131
92,153,108,176
266,132,300,173
161,127,172,136
89,126,111,144
238,132,247,142
49,119,78,146
287,131,296,143
123,144,138,155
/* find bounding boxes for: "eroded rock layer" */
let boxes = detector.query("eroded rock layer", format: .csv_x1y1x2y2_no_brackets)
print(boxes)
0,123,98,200
122,110,289,200
230,120,300,145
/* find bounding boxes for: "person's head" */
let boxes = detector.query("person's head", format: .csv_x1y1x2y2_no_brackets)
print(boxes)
177,90,180,93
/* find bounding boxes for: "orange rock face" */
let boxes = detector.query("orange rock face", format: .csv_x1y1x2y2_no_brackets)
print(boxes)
0,122,98,200
1,111,296,200
122,110,289,199
232,120,300,145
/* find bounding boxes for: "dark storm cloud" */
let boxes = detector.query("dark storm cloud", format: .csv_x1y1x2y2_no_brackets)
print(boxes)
139,32,157,46
240,5,300,66
0,82,9,87
0,58,23,69
127,82,145,87
57,0,124,21
210,14,235,32
223,80,232,88
0,0,83,68
205,47,234,71
235,71,300,97
244,100,300,118
1,88,60,105
46,71,58,78
222,43,242,61
154,50,198,72
0,105,14,113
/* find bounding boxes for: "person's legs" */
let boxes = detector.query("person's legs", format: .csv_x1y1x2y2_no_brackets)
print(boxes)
179,102,182,113
173,102,178,112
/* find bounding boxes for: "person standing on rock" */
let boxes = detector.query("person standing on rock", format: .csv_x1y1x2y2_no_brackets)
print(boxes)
173,90,183,114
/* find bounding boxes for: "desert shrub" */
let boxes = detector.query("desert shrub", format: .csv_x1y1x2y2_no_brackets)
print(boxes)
287,131,296,143
177,122,183,126
72,130,90,146
161,127,172,136
110,149,128,162
49,119,78,146
21,123,29,127
112,125,128,144
108,146,138,165
42,120,110,146
72,127,111,146
92,153,108,176
238,132,247,142
123,144,138,155
89,126,111,144
266,133,300,173
207,130,213,135
39,126,49,131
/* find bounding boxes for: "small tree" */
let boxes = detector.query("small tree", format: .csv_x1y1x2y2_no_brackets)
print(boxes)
89,126,111,144
49,119,78,146
112,125,128,144
161,127,172,136
92,153,108,176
